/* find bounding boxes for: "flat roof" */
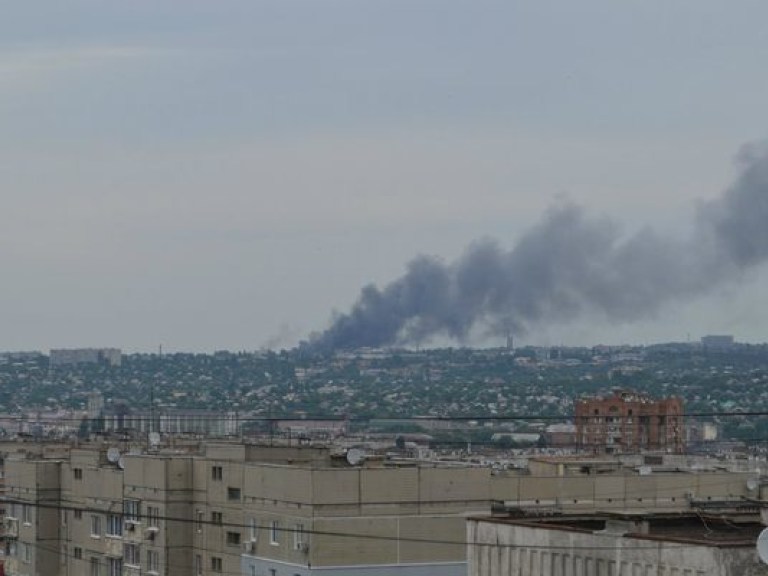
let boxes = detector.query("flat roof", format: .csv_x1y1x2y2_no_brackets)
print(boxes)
472,512,764,548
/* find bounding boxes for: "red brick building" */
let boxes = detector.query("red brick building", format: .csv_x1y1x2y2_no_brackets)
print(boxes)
575,390,684,455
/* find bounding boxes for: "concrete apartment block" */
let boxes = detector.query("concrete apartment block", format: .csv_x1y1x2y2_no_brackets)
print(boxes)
1,441,764,576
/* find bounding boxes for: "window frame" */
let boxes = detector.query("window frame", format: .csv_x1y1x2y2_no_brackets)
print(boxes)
123,499,141,523
146,549,160,574
124,543,141,567
146,505,160,528
106,513,123,537
270,520,280,546
249,517,258,541
294,522,306,550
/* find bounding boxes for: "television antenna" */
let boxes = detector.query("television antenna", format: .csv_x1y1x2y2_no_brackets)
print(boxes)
106,447,121,464
757,528,768,564
346,448,365,466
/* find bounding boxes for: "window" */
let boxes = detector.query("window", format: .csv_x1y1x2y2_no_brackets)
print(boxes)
146,549,160,573
106,514,123,537
22,504,31,524
294,523,306,550
211,465,223,481
227,487,241,501
124,543,140,566
270,520,279,545
74,468,83,480
226,531,241,546
211,556,223,573
249,517,258,541
108,557,123,576
211,511,223,525
91,514,102,537
74,547,82,560
74,509,83,520
196,509,204,533
195,554,202,576
90,557,100,576
124,499,141,523
21,542,31,563
6,502,16,518
146,505,160,528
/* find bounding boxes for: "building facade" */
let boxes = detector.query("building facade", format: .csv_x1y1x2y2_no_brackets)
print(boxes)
49,348,122,368
2,442,491,576
467,512,768,576
2,440,762,576
575,391,684,455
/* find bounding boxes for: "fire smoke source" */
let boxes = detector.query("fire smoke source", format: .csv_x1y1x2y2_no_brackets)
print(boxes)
308,142,768,352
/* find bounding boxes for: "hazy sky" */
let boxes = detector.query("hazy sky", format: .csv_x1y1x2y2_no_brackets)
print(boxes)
2,1,768,352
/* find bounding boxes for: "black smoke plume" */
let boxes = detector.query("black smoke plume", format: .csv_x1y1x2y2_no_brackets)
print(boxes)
307,142,768,352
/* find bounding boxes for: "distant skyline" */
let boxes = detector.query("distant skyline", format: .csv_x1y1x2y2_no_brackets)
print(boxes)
2,1,768,352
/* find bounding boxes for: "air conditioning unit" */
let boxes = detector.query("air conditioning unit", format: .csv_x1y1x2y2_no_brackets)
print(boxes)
297,542,309,553
145,526,159,540
243,540,257,554
124,521,136,532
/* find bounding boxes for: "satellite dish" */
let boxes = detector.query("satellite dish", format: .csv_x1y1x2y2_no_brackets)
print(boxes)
117,456,125,470
757,528,768,564
107,447,121,464
346,448,365,466
149,432,160,447
747,478,760,492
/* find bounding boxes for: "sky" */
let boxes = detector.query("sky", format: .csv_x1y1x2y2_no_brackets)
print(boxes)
2,1,768,352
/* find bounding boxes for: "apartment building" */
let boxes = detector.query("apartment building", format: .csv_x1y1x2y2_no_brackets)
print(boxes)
2,440,762,576
3,442,492,576
575,390,684,454
4,459,61,576
49,348,122,368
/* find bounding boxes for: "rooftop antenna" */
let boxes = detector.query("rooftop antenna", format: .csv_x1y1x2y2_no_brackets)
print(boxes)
346,448,365,466
757,527,768,564
106,447,121,464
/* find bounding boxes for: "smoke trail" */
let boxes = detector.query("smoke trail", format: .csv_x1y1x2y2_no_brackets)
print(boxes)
308,142,768,352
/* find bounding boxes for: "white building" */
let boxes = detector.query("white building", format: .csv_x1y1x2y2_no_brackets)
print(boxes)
468,512,768,576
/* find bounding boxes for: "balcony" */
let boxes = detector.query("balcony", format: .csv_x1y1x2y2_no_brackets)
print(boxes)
4,517,18,538
122,521,142,543
105,537,123,558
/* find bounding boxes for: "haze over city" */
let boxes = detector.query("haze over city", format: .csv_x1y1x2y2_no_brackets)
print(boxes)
3,1,768,352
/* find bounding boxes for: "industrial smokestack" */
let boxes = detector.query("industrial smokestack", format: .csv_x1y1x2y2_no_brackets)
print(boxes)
306,142,768,353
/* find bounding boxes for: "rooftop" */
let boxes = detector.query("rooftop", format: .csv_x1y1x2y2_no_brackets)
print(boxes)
476,511,765,548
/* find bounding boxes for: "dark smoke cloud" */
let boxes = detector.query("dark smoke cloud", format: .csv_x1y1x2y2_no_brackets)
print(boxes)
307,142,768,352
